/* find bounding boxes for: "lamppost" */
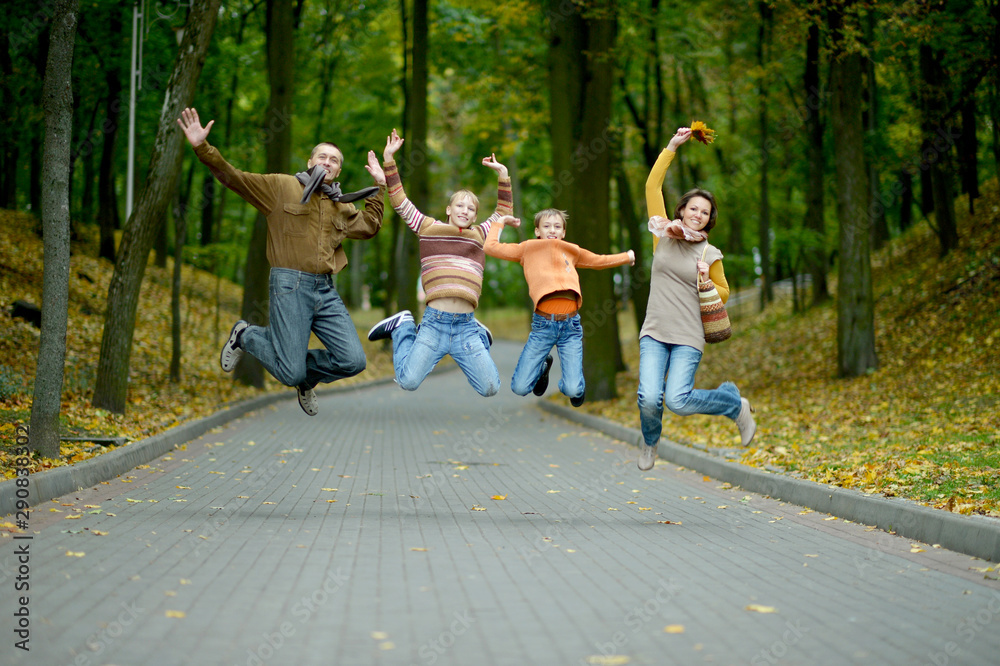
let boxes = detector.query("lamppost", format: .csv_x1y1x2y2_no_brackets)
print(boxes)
126,0,191,219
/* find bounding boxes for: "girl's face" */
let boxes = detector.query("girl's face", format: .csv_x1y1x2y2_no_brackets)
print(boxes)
446,195,478,229
681,196,713,231
534,214,566,240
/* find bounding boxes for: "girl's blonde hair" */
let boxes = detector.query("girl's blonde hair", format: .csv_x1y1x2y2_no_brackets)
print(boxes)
447,190,480,220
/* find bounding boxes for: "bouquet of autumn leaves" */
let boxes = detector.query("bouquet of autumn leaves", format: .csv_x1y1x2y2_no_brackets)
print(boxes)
690,120,717,144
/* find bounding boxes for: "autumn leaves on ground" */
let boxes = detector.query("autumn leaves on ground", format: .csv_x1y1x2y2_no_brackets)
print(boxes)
2,182,999,517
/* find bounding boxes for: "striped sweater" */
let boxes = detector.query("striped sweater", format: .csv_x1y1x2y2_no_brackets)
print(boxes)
383,160,513,308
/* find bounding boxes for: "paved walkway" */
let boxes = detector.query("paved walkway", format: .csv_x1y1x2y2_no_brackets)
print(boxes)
3,341,999,666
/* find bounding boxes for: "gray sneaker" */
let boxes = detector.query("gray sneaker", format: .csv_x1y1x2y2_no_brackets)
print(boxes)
638,444,658,471
297,386,319,416
736,397,756,446
220,320,249,372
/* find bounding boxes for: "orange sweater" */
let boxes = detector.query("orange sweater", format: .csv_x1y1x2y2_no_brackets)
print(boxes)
484,223,631,310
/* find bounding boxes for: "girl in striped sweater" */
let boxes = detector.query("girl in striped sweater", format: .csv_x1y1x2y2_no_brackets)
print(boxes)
367,129,513,396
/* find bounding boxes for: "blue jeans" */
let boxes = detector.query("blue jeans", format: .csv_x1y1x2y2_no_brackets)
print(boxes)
636,335,741,446
241,268,366,390
510,313,584,399
391,307,500,397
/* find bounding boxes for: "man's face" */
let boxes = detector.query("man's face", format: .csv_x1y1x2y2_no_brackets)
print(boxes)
308,144,344,183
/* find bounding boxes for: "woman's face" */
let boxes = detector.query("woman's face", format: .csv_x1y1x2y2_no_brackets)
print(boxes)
681,196,713,231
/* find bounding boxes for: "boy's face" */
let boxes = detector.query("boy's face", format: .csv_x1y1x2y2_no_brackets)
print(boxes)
535,214,566,240
308,144,344,183
446,195,478,229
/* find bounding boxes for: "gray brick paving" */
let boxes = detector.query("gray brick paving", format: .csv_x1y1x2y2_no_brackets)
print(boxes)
3,340,1000,666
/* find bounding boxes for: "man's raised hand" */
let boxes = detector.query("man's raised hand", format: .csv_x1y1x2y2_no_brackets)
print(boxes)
365,150,387,187
177,107,213,148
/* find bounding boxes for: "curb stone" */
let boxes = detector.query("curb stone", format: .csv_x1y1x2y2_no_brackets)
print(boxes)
1,373,403,517
538,400,1000,563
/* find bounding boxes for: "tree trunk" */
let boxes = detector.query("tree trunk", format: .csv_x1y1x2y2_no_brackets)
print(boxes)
549,0,620,401
958,96,979,215
92,0,221,413
865,12,889,251
97,45,123,262
170,163,194,383
0,31,18,208
616,159,649,332
395,0,427,314
757,1,773,311
236,0,294,388
898,169,913,232
918,45,958,257
802,20,828,305
30,0,78,457
830,3,878,378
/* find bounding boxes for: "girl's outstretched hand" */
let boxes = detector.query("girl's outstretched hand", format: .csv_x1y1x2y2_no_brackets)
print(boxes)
384,129,404,162
482,153,509,179
498,215,521,228
666,127,693,152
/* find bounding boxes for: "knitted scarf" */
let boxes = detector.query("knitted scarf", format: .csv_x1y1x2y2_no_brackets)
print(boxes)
295,165,379,205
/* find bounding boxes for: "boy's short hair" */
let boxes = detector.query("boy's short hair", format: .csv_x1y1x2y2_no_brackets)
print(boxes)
533,208,569,229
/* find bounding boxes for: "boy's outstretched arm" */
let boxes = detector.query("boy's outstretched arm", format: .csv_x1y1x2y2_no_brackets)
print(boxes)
484,215,524,262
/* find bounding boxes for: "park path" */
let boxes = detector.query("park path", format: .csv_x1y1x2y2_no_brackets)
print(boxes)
2,340,999,666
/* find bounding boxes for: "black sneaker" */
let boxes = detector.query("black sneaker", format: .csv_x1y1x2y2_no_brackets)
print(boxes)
570,390,585,408
532,355,554,396
367,310,413,341
220,320,249,372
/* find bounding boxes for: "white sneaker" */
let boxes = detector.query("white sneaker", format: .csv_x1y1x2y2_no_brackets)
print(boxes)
297,387,318,416
367,310,413,341
476,319,494,346
638,444,657,471
736,397,756,446
220,320,249,372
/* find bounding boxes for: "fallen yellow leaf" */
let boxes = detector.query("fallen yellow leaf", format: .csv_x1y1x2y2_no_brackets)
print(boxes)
491,494,507,500
371,631,388,640
745,604,777,613
65,551,85,557
165,610,186,618
664,624,685,634
411,548,428,552
584,656,630,665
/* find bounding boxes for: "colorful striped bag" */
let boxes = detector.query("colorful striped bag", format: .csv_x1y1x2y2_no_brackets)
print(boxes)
698,246,732,343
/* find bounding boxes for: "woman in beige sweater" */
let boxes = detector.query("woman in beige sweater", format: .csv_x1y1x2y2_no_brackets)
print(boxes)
636,127,756,471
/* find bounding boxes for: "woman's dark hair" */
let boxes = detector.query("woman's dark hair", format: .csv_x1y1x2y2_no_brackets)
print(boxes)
673,188,718,233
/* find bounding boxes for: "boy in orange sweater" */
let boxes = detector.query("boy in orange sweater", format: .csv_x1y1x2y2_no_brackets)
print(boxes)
484,210,634,405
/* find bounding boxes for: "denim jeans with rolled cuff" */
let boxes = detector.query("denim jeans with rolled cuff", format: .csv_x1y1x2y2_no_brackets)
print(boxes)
241,268,366,391
636,335,741,446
